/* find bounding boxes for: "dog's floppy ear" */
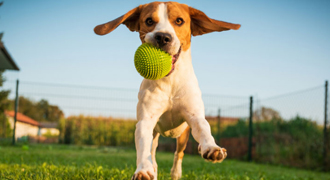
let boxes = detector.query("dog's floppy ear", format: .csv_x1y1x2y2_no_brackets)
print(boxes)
189,7,241,36
94,5,142,35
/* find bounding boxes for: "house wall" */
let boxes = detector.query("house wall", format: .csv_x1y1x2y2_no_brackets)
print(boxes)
41,128,59,136
7,117,14,129
7,117,39,139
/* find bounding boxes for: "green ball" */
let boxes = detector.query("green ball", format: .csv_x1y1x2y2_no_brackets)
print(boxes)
134,43,172,80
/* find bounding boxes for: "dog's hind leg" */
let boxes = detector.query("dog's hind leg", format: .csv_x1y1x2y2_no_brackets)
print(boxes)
171,126,190,180
151,131,160,180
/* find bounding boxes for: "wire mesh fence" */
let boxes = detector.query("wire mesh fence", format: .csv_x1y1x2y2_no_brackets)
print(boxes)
255,85,325,123
2,80,252,119
3,80,138,118
0,79,329,170
254,84,329,170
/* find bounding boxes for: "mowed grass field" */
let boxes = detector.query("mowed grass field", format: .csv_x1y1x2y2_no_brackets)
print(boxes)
0,145,329,180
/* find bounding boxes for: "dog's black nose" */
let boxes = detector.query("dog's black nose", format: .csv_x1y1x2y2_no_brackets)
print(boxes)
154,32,172,47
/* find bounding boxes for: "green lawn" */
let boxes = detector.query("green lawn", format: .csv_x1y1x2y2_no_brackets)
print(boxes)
0,145,328,180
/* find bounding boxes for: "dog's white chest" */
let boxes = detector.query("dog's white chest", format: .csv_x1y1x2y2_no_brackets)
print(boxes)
155,109,188,138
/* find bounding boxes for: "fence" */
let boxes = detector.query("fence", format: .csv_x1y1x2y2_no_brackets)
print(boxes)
0,79,329,171
253,83,329,170
1,80,253,119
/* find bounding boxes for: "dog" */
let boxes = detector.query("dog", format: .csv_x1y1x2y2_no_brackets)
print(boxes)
94,2,240,180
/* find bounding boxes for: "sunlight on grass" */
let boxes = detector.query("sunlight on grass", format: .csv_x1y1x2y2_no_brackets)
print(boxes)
0,145,329,180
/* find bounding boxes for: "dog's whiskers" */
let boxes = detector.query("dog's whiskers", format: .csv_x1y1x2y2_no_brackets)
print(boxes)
139,30,151,41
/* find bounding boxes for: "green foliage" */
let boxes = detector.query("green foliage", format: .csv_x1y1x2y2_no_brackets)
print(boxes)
21,145,29,151
59,115,136,146
256,116,325,170
12,96,64,122
0,116,12,138
221,119,249,138
37,99,63,122
42,129,58,138
0,145,329,180
0,70,11,138
221,116,328,170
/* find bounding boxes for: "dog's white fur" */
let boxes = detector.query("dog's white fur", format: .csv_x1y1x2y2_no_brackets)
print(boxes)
94,2,240,180
145,3,180,55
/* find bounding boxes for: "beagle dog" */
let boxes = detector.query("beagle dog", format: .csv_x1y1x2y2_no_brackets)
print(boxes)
94,2,240,180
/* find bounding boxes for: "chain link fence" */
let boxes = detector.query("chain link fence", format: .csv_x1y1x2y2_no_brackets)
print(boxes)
0,79,328,171
254,84,328,170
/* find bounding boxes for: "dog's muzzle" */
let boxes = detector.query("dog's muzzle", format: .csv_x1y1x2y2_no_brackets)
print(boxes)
166,46,181,76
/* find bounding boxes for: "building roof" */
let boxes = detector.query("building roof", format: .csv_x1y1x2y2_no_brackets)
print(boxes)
39,122,58,128
5,111,39,126
0,40,20,71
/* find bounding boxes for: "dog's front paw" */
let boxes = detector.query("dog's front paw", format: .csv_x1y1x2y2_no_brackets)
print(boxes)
131,171,154,180
198,144,227,163
131,161,156,180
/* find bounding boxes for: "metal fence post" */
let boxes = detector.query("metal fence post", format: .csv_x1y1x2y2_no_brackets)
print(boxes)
248,96,253,162
217,108,221,144
324,80,328,171
12,79,19,145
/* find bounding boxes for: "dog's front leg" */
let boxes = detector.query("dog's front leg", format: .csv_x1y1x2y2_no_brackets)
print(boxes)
188,116,227,163
183,95,227,163
132,89,168,180
132,119,157,180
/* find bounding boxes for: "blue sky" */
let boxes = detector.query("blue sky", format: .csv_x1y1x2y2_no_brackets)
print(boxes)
1,0,329,98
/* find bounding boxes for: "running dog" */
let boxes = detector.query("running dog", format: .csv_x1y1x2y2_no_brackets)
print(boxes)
94,2,240,179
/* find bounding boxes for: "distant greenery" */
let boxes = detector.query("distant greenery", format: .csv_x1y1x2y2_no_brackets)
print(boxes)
57,115,329,171
0,145,329,180
221,119,249,138
58,116,136,146
0,70,11,138
42,129,58,138
10,96,64,122
221,116,328,171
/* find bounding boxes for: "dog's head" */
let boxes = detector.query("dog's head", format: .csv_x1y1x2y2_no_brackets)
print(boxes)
94,2,240,70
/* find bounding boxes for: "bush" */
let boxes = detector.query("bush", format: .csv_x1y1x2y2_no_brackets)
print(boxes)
0,116,12,138
221,116,327,170
221,119,249,138
58,115,136,146
255,116,324,170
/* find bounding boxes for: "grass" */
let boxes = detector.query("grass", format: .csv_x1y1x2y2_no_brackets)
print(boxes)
0,144,329,180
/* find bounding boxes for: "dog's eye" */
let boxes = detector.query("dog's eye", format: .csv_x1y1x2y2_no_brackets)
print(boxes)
175,18,184,26
145,18,154,26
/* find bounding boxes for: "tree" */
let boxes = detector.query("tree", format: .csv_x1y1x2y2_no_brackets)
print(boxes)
16,97,64,122
17,96,40,120
253,106,281,121
36,99,64,122
0,70,11,137
0,2,13,138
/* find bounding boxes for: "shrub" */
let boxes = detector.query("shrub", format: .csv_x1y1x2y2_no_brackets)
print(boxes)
221,116,327,170
58,115,136,146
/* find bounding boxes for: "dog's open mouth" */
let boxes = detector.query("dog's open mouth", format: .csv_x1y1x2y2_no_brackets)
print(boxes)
166,47,181,76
